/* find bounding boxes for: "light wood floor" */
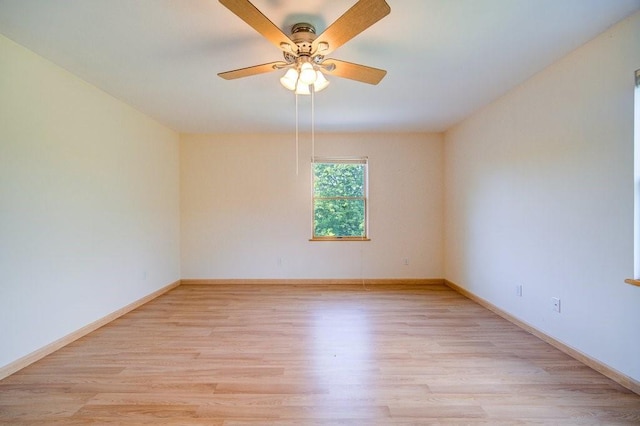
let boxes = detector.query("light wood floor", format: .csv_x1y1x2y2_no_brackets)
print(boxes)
1,283,639,425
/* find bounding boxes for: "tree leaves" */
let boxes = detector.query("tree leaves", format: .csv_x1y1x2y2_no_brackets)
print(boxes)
313,162,366,237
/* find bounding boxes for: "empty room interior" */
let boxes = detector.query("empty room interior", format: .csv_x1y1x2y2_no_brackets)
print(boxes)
1,0,640,423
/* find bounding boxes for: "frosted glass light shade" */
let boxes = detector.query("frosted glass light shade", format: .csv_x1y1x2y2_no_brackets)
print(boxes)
295,81,311,95
280,65,330,94
299,62,317,85
313,71,329,92
280,68,299,91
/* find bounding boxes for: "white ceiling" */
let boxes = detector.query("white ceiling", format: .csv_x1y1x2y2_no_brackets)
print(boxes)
0,0,638,134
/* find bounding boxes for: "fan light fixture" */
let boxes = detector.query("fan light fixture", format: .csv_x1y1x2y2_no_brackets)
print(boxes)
218,0,391,174
279,62,330,94
218,1,390,89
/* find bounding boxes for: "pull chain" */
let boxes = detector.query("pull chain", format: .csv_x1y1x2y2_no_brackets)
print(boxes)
295,92,299,175
311,86,315,161
294,86,316,174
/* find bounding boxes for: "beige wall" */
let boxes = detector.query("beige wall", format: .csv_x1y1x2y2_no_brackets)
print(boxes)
444,12,640,381
0,35,181,369
181,132,444,279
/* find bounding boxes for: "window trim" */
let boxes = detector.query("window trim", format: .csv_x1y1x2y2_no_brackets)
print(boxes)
628,69,640,286
310,156,370,242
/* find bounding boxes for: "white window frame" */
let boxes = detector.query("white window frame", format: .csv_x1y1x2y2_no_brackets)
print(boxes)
310,156,370,241
628,69,640,286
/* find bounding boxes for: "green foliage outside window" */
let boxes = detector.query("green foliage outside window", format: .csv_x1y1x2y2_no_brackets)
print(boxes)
313,161,367,238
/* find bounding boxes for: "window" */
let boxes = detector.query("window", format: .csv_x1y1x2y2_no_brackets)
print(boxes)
311,157,369,240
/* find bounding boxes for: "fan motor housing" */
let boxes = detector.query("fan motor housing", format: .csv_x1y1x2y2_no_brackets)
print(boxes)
290,23,316,55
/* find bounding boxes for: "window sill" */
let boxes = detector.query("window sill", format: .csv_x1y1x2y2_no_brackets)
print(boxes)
624,279,640,287
309,237,371,242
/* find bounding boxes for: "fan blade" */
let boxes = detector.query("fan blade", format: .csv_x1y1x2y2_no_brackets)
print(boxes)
312,0,390,57
219,0,296,53
218,61,287,80
322,59,387,85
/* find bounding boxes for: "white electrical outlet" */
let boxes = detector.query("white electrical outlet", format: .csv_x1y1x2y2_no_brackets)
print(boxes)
403,258,409,265
516,285,523,297
552,297,561,313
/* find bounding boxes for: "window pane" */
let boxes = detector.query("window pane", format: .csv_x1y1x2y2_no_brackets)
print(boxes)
314,199,365,237
314,163,365,197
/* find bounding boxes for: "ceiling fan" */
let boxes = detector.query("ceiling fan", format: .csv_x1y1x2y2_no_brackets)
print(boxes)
217,0,391,94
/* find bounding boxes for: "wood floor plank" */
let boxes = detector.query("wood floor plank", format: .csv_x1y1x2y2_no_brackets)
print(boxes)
1,283,639,424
